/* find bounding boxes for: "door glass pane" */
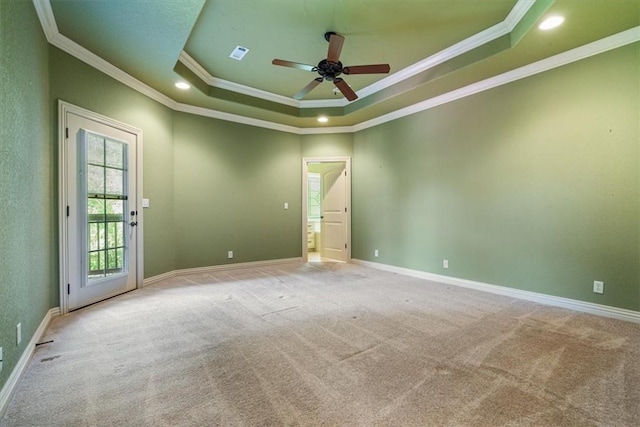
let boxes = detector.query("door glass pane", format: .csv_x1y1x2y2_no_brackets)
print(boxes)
105,168,124,195
87,134,104,165
308,173,321,220
87,165,104,194
83,131,128,284
105,139,124,168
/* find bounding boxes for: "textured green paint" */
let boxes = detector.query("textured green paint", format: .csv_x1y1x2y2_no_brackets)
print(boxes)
173,113,303,268
301,134,353,158
353,43,640,311
0,0,55,394
49,48,176,279
50,0,206,90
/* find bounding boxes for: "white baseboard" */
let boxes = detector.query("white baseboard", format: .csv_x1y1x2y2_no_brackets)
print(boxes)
142,257,304,287
0,307,60,419
141,270,176,287
352,259,640,324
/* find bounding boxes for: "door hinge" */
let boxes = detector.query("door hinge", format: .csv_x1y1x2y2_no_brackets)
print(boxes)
345,243,348,249
65,127,69,139
345,207,347,213
67,283,70,295
66,206,69,217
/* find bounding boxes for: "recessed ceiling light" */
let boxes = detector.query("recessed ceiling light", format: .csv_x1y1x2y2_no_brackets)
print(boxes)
317,116,328,123
539,15,565,30
175,82,190,90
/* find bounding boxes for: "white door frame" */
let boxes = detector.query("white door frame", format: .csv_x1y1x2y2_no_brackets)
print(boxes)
302,157,351,262
58,100,144,314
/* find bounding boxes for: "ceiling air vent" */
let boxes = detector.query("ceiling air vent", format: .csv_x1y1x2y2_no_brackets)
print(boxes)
229,45,249,61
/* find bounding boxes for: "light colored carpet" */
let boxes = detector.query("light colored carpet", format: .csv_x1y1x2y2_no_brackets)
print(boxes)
2,262,639,426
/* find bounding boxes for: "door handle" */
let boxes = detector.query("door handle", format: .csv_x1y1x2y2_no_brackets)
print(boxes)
130,221,138,227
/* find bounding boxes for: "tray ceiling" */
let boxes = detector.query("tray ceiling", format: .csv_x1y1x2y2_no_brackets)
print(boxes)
43,0,640,130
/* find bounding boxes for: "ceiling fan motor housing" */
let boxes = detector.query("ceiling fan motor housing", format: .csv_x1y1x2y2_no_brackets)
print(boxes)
317,59,343,81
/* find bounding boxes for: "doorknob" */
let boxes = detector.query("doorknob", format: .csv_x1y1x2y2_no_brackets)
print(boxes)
130,221,137,227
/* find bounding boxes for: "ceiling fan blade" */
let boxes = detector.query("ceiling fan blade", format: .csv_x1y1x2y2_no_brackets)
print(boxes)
333,78,357,101
293,78,323,100
343,64,391,75
326,34,345,63
272,59,316,72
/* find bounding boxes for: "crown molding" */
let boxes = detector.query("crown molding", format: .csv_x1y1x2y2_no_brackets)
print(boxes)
178,0,535,108
179,51,301,108
356,20,511,100
354,26,640,133
178,51,348,109
32,1,639,136
53,33,178,109
32,0,58,41
505,0,536,30
299,126,354,135
174,103,302,134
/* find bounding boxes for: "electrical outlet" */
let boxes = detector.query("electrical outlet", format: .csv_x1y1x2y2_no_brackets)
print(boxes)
0,347,3,372
284,202,289,210
593,281,604,294
443,260,449,269
228,251,233,259
374,249,379,257
17,323,22,345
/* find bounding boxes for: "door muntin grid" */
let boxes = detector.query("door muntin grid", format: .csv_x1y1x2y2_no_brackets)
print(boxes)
79,130,129,286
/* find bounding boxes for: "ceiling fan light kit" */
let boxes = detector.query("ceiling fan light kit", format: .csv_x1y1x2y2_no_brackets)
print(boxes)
272,32,390,102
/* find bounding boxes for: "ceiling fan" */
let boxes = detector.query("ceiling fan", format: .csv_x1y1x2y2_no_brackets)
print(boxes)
272,32,390,102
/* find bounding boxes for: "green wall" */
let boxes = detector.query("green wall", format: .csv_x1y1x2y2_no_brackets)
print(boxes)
301,133,353,158
173,113,303,268
48,51,355,276
353,42,640,311
49,47,176,279
0,0,55,393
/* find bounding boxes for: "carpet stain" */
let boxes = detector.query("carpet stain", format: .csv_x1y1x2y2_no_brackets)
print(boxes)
40,355,60,363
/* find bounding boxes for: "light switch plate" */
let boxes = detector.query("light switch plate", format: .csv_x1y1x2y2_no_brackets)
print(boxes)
142,198,150,208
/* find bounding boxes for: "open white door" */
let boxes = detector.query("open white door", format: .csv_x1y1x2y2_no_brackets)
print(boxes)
60,102,142,312
320,163,348,262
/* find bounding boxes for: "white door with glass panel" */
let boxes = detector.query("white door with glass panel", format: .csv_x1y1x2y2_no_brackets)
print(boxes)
65,112,138,311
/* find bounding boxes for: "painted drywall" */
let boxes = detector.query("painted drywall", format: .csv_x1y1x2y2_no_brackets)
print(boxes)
0,0,55,392
173,112,303,268
301,133,353,158
49,47,176,279
353,42,640,311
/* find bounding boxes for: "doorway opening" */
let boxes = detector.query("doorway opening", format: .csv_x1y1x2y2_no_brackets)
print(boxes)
302,157,351,263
